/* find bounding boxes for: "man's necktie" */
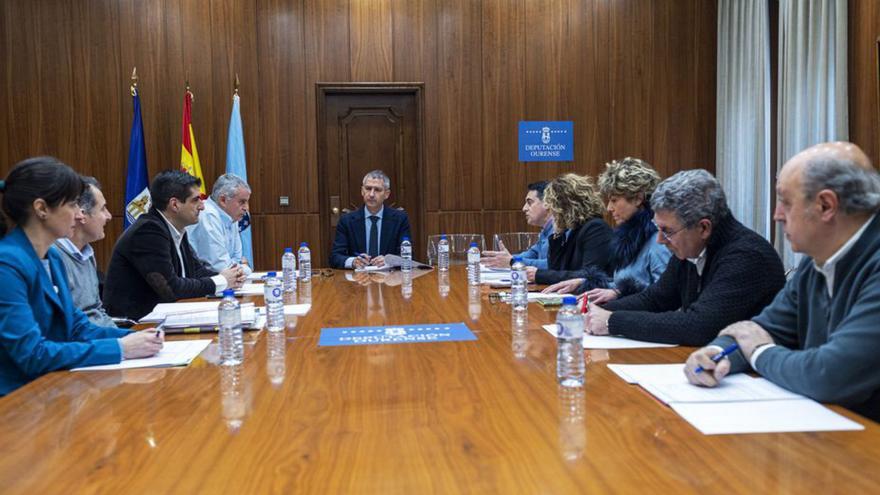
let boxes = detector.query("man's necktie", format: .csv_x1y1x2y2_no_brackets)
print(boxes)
369,216,379,257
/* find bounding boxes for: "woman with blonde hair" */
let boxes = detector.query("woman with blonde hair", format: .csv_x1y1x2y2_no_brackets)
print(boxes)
530,173,612,286
544,157,671,299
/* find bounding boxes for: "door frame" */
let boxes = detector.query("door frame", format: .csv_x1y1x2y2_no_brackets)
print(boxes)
316,82,426,266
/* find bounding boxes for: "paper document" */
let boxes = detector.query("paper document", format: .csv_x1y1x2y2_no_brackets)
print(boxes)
234,283,265,296
671,400,864,435
140,302,221,323
607,363,688,384
607,363,864,434
481,271,512,286
355,264,393,273
71,340,212,371
256,304,311,316
542,325,678,350
247,271,273,281
162,303,256,328
640,375,802,405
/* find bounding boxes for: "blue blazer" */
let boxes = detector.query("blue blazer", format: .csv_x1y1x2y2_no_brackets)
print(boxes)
0,228,129,396
329,207,412,268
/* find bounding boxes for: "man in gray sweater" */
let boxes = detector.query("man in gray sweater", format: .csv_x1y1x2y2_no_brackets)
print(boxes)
685,142,880,421
54,176,117,327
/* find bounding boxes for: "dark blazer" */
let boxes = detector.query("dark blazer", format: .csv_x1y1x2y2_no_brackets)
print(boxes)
104,208,219,320
603,214,785,346
535,217,613,285
329,206,412,268
0,228,129,395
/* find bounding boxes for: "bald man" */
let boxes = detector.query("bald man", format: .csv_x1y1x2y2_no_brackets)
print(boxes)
684,142,880,421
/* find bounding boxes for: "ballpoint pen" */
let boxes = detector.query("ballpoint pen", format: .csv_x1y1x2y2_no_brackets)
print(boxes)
694,343,739,374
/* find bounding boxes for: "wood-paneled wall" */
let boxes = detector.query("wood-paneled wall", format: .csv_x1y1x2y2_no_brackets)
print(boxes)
0,0,717,269
849,0,880,165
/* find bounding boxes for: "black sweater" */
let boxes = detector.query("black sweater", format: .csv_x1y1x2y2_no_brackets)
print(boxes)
535,217,612,285
603,214,785,346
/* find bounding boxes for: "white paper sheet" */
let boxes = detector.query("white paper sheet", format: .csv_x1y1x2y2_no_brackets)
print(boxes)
542,324,679,350
71,340,212,371
234,283,265,296
247,271,273,281
480,271,512,286
606,363,689,384
641,376,802,405
256,304,311,316
671,399,864,435
140,302,221,323
162,303,256,328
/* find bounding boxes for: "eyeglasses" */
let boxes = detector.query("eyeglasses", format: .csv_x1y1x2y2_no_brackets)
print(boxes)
652,220,687,242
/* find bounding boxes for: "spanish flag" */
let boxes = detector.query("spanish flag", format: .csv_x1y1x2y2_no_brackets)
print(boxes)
180,84,206,196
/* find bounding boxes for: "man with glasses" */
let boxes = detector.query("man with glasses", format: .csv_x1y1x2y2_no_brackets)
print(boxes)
584,169,785,346
685,142,880,421
104,171,245,320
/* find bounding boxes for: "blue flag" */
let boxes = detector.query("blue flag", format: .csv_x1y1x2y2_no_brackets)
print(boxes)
226,93,253,263
124,91,150,228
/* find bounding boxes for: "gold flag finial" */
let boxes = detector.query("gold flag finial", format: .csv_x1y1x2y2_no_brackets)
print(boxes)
185,77,193,102
234,73,240,96
130,67,138,96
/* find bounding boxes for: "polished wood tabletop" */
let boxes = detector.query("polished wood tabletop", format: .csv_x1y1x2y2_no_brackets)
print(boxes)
1,267,879,494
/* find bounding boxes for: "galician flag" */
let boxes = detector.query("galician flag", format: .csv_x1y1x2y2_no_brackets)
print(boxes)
226,90,253,263
124,69,150,228
180,85,206,195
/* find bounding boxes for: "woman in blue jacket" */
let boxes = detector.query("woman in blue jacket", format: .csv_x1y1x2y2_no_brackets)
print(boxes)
544,157,671,300
0,157,163,396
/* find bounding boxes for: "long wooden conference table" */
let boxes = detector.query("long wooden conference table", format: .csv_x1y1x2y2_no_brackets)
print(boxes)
1,267,879,493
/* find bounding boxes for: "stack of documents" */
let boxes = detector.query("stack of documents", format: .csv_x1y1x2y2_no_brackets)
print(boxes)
140,301,261,334
161,303,257,331
543,324,678,349
234,283,265,296
72,340,212,371
607,363,864,435
247,271,273,281
481,270,512,286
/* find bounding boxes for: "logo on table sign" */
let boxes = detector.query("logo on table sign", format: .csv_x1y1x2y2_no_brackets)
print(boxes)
384,327,406,337
541,127,551,144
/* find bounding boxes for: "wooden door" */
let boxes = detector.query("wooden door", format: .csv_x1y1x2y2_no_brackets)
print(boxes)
317,84,425,267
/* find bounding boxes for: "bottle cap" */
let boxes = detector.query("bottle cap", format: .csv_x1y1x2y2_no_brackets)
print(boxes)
223,289,235,297
440,234,447,240
300,242,308,247
512,256,523,262
267,271,277,277
563,296,577,305
469,242,477,247
284,247,292,253
403,236,410,241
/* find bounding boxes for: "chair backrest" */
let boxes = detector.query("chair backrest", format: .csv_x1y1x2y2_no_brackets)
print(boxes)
426,234,486,266
493,232,540,254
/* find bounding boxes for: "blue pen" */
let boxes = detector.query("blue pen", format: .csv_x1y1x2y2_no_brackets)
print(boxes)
694,343,739,374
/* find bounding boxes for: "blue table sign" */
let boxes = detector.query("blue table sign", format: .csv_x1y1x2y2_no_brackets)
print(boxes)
518,121,574,162
319,322,477,347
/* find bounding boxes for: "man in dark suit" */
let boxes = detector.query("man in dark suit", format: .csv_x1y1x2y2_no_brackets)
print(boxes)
330,170,412,269
104,170,245,320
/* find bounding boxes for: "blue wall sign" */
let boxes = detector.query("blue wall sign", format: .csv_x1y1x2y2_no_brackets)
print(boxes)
319,323,477,347
518,121,574,162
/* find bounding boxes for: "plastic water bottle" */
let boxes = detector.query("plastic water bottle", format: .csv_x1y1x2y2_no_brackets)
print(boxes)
511,256,528,311
401,236,413,273
282,247,297,293
264,271,285,332
556,296,585,387
467,242,481,286
437,234,450,272
298,242,312,282
218,289,244,365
